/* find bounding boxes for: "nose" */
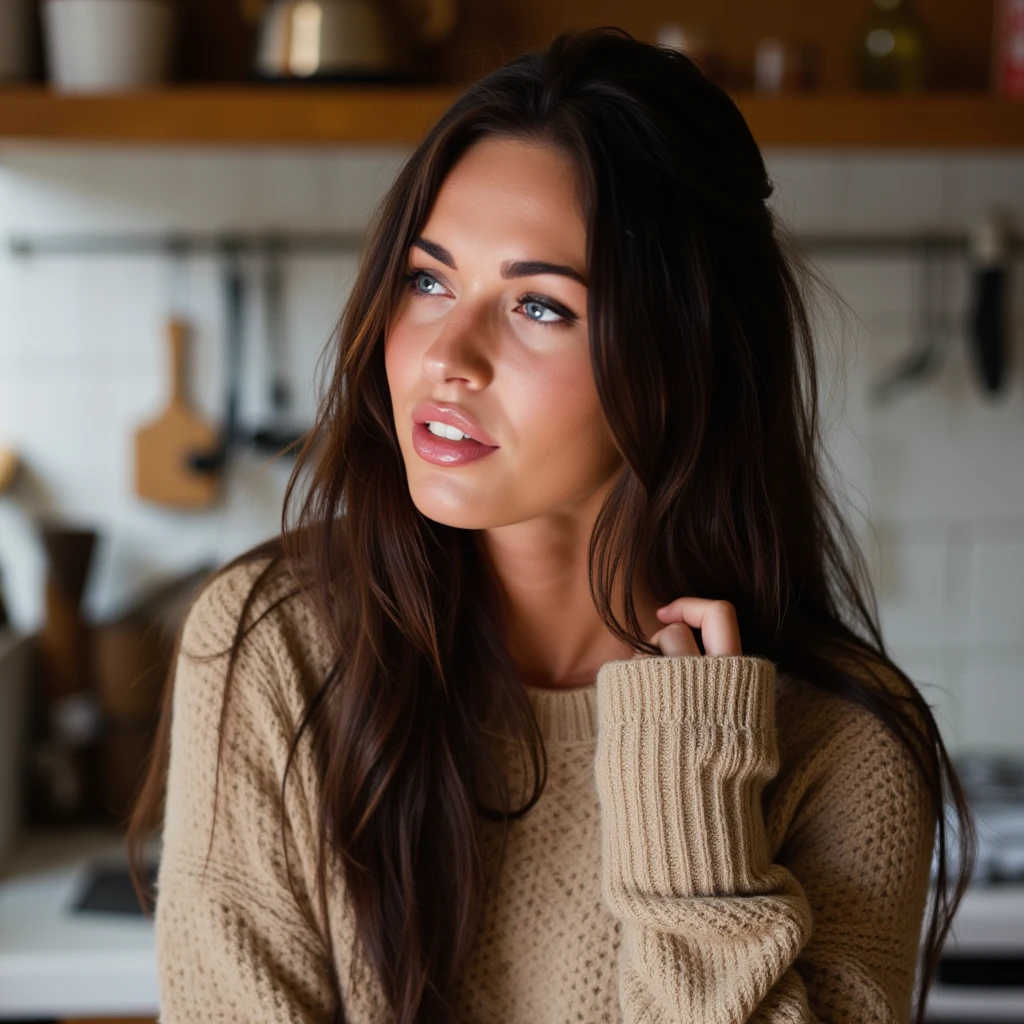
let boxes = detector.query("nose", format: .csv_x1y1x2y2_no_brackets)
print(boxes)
421,306,494,390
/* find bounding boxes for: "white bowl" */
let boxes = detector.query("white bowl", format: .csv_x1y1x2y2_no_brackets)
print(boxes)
42,0,176,93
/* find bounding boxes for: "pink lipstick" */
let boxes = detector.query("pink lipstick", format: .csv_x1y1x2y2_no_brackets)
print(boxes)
410,400,499,467
412,422,498,466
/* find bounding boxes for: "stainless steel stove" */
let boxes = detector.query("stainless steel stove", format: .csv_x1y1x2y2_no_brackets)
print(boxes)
925,754,1024,1022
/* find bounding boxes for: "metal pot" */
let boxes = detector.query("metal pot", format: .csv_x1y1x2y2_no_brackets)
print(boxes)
255,0,456,80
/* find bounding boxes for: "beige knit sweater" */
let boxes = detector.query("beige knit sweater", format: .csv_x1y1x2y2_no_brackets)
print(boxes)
155,558,937,1023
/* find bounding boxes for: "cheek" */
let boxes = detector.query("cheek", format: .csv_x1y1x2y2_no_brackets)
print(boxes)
385,318,417,400
512,346,619,472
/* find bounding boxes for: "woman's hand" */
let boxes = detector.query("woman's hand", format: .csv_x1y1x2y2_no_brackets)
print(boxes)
642,598,743,657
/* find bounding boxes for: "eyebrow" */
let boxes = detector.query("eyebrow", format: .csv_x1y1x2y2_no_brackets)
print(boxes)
412,237,587,287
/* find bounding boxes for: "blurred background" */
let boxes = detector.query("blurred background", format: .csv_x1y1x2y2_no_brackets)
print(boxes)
0,1,1021,1021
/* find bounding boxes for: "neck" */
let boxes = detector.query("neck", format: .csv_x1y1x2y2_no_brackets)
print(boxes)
478,483,662,690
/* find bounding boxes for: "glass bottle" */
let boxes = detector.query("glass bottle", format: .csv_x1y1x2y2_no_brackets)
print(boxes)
855,0,930,91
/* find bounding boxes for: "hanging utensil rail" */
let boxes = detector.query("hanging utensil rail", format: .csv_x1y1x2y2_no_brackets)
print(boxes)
6,228,1023,259
8,231,363,258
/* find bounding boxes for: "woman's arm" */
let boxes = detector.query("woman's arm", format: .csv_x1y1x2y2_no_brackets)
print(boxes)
594,653,935,1024
155,566,339,1024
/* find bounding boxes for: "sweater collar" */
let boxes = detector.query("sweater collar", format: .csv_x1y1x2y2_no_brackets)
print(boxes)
521,681,598,744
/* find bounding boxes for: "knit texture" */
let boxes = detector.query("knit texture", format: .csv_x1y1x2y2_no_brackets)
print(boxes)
155,559,937,1023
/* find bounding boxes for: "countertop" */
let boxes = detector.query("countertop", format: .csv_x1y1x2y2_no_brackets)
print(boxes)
0,828,159,1020
1,825,1022,1021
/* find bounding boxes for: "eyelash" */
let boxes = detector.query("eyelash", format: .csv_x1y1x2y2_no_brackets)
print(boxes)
401,269,578,329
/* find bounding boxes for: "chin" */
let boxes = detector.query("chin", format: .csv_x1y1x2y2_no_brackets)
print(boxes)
407,484,515,532
411,500,498,531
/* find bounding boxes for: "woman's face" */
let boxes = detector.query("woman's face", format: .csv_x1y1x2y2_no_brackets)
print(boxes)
385,137,623,531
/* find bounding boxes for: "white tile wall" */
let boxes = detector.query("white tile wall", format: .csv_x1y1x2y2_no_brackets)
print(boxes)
967,537,1024,646
875,526,951,646
954,646,1024,753
0,144,405,626
0,142,1021,754
835,153,950,233
768,149,1024,754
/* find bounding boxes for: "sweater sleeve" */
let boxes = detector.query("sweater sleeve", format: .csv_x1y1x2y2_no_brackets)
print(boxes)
594,654,935,1024
155,566,339,1024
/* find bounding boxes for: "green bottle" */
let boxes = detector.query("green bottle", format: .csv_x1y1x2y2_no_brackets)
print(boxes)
856,0,930,91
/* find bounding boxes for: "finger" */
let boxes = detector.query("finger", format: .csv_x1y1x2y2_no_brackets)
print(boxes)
649,622,701,657
654,598,742,655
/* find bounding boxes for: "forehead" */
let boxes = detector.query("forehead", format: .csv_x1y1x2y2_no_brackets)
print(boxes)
421,138,586,262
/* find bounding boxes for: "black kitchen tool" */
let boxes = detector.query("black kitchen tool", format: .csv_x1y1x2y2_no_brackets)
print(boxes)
190,245,245,474
969,213,1011,396
264,236,290,417
0,565,8,630
250,237,308,455
870,239,952,405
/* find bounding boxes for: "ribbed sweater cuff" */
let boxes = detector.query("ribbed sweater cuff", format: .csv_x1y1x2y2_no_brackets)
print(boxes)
595,655,779,900
595,654,776,730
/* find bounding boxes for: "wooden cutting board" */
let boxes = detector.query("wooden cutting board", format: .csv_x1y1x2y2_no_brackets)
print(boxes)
134,319,220,508
0,444,19,494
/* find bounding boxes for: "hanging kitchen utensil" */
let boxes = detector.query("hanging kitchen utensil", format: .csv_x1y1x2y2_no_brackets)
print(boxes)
28,522,103,825
250,238,308,456
968,212,1011,396
0,443,20,494
190,244,245,475
870,238,951,405
0,565,9,630
264,237,290,417
134,316,221,507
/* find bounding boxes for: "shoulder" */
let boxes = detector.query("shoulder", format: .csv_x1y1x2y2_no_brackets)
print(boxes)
178,557,276,651
768,655,937,849
177,554,337,717
774,653,927,768
774,666,875,763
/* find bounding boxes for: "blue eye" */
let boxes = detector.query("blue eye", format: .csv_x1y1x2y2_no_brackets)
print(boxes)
516,294,577,328
403,269,578,329
405,269,444,295
522,299,556,322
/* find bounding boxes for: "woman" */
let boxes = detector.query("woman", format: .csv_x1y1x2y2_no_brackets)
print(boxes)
129,26,975,1024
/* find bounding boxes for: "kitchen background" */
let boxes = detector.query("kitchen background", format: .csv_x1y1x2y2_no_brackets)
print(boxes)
1,148,1022,751
0,0,1022,1021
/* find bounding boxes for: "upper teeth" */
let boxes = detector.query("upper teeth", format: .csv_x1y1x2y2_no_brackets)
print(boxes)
426,421,475,442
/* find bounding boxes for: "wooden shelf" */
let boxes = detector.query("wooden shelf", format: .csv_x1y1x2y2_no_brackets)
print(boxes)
734,93,1024,149
0,86,458,146
0,87,1020,149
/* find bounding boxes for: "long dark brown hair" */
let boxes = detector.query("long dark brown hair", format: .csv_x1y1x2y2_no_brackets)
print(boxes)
129,27,975,1024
